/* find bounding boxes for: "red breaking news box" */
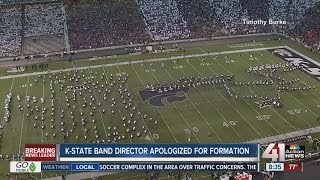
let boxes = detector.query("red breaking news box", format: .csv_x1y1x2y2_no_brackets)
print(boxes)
24,144,56,161
284,162,303,172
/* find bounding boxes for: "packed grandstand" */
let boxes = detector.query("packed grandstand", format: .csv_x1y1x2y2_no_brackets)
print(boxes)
0,0,319,58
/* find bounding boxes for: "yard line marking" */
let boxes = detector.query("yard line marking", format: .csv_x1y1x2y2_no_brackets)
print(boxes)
1,77,14,127
238,51,302,130
182,62,249,140
125,88,155,143
71,70,87,139
155,108,178,143
190,54,264,137
117,109,133,143
130,64,178,143
39,74,46,180
263,52,320,124
284,48,320,103
56,71,67,140
18,76,29,154
0,77,15,155
9,77,15,92
289,95,319,123
41,74,45,143
115,64,156,143
87,68,110,142
115,63,152,142
240,51,304,130
130,64,145,88
101,65,141,143
206,55,281,134
56,71,76,142
150,70,201,143
163,66,224,142
254,51,314,127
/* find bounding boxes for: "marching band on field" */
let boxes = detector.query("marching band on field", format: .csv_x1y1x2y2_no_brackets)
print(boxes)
1,58,318,162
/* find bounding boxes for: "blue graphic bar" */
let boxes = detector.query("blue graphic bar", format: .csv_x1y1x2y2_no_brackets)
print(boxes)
41,163,70,171
59,144,259,157
70,163,100,171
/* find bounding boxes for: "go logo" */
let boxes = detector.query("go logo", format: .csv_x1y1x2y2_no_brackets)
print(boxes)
16,162,29,168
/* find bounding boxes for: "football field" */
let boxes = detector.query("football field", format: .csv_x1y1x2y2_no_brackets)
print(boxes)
0,43,320,179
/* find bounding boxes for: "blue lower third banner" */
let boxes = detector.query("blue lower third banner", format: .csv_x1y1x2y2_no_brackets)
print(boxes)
41,162,259,172
58,144,259,162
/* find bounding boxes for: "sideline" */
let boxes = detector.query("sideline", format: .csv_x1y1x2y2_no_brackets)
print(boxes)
0,46,287,80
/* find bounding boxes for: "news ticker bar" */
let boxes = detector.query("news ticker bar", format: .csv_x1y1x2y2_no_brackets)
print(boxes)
10,162,259,173
24,144,259,162
265,162,303,172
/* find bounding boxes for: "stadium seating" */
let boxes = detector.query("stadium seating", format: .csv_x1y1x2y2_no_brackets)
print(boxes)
138,0,190,40
175,0,223,38
1,0,320,57
269,0,319,31
23,3,66,54
0,5,22,57
66,0,150,50
24,3,64,37
210,0,272,35
288,1,320,50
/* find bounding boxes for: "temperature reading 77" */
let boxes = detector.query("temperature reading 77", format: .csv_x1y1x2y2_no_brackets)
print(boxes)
289,164,298,170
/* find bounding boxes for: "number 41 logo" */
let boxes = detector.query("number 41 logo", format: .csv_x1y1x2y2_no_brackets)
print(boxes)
262,143,285,162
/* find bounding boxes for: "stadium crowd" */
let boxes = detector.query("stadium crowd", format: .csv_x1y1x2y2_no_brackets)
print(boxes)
210,0,272,35
210,0,250,35
138,0,190,40
176,0,223,38
24,3,64,37
288,1,320,51
0,5,22,57
0,0,320,57
267,0,320,50
66,0,150,50
269,0,319,30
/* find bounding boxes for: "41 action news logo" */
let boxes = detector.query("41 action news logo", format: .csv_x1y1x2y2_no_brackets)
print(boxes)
262,143,305,161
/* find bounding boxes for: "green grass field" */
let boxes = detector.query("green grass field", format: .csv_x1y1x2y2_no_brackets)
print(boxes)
1,40,320,179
